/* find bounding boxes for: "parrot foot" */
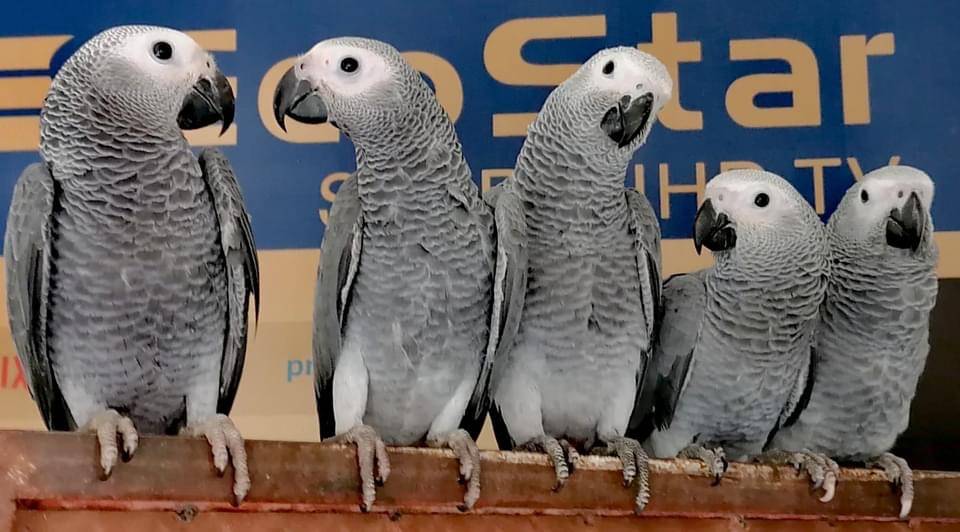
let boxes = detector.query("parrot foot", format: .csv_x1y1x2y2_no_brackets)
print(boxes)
758,449,838,502
679,444,728,485
81,409,139,479
594,436,651,513
183,414,250,506
868,452,913,519
518,435,574,490
428,429,482,511
328,424,390,512
559,439,580,473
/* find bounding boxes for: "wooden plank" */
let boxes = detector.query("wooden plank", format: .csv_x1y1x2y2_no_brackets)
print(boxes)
0,430,958,529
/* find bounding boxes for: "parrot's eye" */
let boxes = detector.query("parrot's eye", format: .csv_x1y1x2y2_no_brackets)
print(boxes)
860,190,869,203
152,41,173,62
340,57,359,74
602,60,615,75
754,193,770,207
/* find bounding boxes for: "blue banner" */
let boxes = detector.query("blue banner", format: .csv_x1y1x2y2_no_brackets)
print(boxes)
1,1,957,248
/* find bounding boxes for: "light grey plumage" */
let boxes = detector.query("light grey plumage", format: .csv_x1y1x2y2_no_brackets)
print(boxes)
486,47,671,513
769,165,938,518
274,37,494,510
4,26,258,503
641,170,827,473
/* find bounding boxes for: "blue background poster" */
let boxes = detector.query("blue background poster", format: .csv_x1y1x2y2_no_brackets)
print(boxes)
0,1,957,464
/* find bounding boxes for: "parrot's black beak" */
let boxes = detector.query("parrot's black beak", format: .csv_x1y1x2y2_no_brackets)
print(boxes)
178,69,235,135
273,66,328,132
601,92,654,148
693,198,737,255
886,191,925,251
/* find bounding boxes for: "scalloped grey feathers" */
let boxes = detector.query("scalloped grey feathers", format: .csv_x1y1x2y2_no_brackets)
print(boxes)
768,166,938,461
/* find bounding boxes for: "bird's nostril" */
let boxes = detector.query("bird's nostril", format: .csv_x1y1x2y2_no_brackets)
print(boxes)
636,83,643,90
898,190,904,198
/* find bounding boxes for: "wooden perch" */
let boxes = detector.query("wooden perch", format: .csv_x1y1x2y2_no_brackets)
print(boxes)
0,430,958,530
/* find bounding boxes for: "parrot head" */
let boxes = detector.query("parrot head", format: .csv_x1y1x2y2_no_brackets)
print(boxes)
274,37,425,145
42,25,234,138
694,170,821,258
831,165,934,254
537,46,672,157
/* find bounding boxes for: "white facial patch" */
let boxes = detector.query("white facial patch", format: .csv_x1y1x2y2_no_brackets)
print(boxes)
589,48,672,113
849,166,935,233
298,42,392,97
706,172,795,225
115,28,206,83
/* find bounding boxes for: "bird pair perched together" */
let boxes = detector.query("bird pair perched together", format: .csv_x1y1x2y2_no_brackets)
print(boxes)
5,26,937,519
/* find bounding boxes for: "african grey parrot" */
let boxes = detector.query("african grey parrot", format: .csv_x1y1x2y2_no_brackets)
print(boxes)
273,37,494,511
484,47,671,513
767,165,938,518
636,170,827,487
4,26,259,504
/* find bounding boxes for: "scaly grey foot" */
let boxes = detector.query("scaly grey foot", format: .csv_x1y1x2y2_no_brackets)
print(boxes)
758,449,839,502
81,409,138,479
868,452,913,519
679,444,728,485
428,428,482,511
559,439,580,473
594,436,651,513
328,424,390,512
519,435,574,490
183,414,250,506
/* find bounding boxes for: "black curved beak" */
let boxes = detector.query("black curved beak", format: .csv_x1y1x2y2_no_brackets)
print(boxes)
886,191,925,251
273,66,328,131
178,69,235,135
601,92,654,148
693,198,737,255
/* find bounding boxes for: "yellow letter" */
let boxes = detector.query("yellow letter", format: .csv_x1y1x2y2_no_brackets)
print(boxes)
840,34,895,125
795,157,842,213
726,39,821,127
846,155,901,181
0,35,72,152
720,160,763,172
183,30,238,147
659,162,706,219
485,15,606,137
634,164,645,193
481,168,513,193
639,13,702,130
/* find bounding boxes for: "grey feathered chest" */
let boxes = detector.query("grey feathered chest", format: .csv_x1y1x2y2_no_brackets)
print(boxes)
46,145,227,434
502,157,650,444
676,249,825,457
773,243,938,459
343,155,494,443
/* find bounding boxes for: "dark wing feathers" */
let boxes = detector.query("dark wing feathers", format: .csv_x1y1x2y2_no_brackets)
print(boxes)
624,190,664,438
313,173,362,439
457,188,498,440
481,182,529,449
629,271,705,441
4,162,73,430
765,344,820,449
198,149,260,415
